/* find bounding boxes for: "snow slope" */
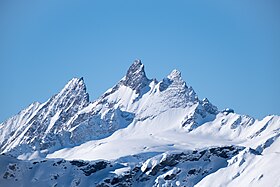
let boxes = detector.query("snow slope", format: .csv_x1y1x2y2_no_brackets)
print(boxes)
0,146,244,187
0,59,279,186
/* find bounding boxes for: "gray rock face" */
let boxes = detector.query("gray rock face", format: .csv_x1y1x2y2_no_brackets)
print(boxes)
201,98,218,115
121,59,151,93
68,107,135,145
158,69,199,110
0,77,90,155
181,98,218,131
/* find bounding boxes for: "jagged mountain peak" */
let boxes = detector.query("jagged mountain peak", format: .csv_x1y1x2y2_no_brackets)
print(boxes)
121,59,150,92
126,59,146,79
0,77,91,155
60,77,87,93
159,69,188,93
167,69,182,80
53,77,89,106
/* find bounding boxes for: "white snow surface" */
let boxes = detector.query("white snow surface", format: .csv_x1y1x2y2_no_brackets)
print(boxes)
0,60,279,186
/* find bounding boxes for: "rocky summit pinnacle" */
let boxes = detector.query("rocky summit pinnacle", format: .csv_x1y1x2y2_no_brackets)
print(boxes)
122,59,150,92
56,77,89,109
162,69,187,91
62,77,86,92
168,69,182,80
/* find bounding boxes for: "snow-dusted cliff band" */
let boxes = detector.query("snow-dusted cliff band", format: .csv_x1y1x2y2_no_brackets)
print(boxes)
0,60,279,187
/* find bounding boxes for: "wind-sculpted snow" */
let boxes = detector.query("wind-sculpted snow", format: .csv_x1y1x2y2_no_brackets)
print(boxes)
0,60,279,186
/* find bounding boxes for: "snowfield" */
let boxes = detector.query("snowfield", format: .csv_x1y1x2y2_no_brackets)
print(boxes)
0,60,279,186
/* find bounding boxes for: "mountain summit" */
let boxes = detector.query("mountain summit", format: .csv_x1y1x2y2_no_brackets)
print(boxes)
122,59,151,93
168,69,182,80
0,60,279,187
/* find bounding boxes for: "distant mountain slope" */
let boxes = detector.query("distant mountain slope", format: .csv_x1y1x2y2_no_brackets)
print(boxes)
0,60,279,186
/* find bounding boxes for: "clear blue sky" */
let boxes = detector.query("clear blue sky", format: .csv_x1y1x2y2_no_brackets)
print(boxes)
0,0,279,122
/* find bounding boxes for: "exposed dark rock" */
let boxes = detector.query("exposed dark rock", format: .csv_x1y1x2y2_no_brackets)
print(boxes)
188,169,197,175
121,59,151,93
111,177,120,185
8,164,16,171
70,160,89,167
222,108,235,114
164,173,176,180
81,161,108,176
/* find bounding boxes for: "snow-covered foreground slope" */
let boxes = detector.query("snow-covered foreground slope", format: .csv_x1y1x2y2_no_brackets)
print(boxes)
196,137,280,187
0,146,245,187
0,60,279,186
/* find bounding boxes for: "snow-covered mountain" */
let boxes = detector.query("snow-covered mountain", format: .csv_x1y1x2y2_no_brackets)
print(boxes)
0,60,279,187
